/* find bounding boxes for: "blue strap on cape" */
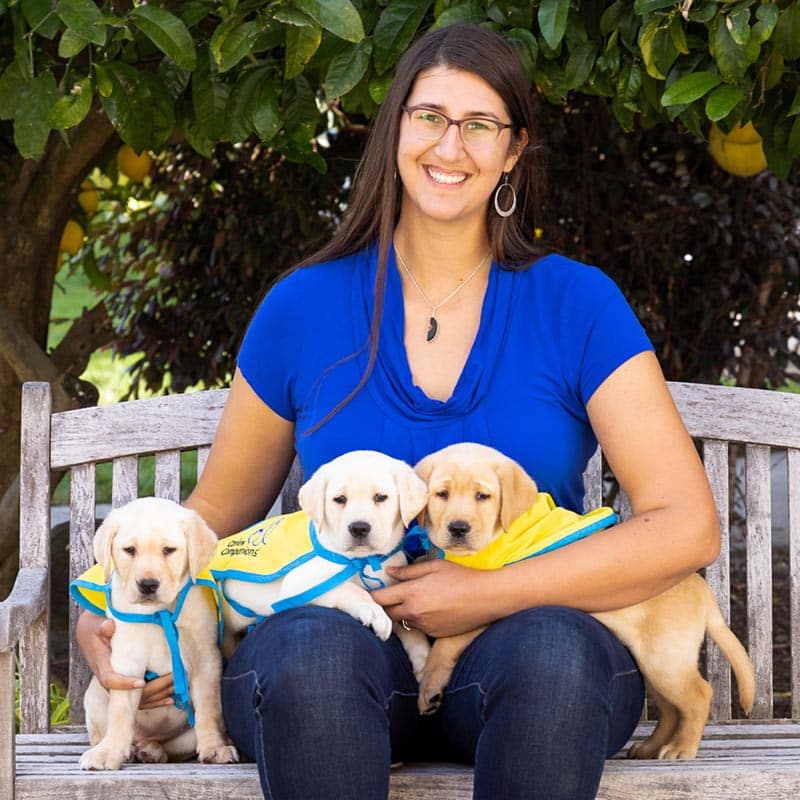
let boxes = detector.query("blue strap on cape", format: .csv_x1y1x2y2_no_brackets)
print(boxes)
105,578,196,727
225,521,404,623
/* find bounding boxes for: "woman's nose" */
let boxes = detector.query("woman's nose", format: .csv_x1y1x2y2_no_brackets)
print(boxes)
434,122,466,158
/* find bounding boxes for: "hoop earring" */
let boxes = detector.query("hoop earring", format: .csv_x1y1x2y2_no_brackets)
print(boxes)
494,173,517,217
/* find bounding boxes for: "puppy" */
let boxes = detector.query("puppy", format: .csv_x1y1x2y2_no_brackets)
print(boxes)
415,442,756,760
213,450,431,679
75,497,238,770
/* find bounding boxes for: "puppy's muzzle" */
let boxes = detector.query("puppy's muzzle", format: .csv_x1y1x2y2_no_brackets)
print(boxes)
137,578,160,597
348,520,372,540
447,520,471,540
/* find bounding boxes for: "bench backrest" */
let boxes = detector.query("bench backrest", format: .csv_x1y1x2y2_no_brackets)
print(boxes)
16,380,800,732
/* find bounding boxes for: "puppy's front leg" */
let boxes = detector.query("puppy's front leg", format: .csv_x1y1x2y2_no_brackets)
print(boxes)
80,686,140,770
316,582,394,641
394,623,431,682
418,628,486,715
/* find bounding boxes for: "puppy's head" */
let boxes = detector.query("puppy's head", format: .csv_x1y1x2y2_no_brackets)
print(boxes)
415,443,538,553
93,497,218,606
298,450,427,556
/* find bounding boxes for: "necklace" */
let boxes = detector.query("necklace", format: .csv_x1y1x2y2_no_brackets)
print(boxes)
395,248,491,342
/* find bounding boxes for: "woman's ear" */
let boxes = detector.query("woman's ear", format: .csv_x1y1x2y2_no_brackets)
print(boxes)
504,127,529,171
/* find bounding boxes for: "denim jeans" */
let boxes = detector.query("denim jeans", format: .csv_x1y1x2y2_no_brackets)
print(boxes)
221,605,644,800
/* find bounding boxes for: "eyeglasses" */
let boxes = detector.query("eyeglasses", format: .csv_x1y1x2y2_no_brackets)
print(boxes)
401,105,514,149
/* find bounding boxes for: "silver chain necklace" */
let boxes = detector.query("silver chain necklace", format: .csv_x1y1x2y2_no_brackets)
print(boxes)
395,248,491,342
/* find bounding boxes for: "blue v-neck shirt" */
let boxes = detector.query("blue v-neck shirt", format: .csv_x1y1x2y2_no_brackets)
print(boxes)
238,245,653,512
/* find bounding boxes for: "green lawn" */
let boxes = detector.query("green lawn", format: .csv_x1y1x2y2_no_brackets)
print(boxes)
49,268,199,503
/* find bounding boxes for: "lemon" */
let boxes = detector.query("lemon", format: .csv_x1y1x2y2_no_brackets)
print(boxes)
59,220,84,256
708,122,768,177
117,144,152,182
77,180,99,215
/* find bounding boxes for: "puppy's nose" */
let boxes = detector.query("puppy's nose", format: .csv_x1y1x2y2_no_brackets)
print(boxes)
447,520,471,539
137,578,160,595
348,520,371,539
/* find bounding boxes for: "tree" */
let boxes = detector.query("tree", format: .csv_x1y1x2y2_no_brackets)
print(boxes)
1,0,799,594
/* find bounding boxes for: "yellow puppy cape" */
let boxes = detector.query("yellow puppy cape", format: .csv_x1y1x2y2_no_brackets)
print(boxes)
209,511,403,618
69,565,222,726
438,493,617,570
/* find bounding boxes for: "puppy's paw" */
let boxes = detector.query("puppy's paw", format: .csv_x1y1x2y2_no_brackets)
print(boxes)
132,740,168,764
355,603,393,641
80,744,126,771
657,741,699,760
199,743,240,764
417,671,447,715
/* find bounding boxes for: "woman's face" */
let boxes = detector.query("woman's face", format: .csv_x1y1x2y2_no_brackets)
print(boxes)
396,67,525,232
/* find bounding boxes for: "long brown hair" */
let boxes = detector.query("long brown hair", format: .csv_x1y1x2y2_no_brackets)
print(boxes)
301,23,546,430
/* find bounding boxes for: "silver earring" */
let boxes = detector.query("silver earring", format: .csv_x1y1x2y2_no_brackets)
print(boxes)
494,173,516,217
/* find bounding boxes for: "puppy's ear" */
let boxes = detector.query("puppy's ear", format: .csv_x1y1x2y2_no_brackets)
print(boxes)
182,510,219,580
413,453,435,484
396,467,429,527
93,511,121,581
298,466,327,531
495,456,538,532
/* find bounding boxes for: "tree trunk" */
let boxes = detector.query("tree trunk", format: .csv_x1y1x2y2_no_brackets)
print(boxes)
0,108,118,598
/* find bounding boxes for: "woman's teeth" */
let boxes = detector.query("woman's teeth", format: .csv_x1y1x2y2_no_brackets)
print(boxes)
426,167,466,185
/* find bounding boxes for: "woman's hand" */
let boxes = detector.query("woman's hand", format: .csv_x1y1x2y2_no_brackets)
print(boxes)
75,610,175,709
372,559,497,638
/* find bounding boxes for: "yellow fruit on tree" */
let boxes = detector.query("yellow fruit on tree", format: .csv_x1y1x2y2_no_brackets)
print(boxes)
117,144,152,182
59,220,84,256
708,122,768,177
77,179,99,215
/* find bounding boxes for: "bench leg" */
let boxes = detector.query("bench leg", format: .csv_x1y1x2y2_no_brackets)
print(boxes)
0,649,16,800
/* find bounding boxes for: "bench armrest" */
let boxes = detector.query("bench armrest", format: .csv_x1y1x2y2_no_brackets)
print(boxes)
0,567,48,652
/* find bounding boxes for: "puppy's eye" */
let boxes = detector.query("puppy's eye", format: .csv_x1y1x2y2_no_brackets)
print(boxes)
373,493,388,503
476,492,491,501
163,546,177,556
332,495,347,505
122,546,136,556
435,490,449,500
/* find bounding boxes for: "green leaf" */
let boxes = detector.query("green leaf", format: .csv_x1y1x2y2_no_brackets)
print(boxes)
712,12,749,82
538,0,569,50
616,63,642,104
752,3,780,45
431,1,484,31
210,19,263,73
131,6,197,71
252,80,281,143
726,5,751,47
293,0,365,43
668,15,688,54
506,27,538,79
49,75,92,129
226,66,268,141
789,86,800,117
639,19,665,79
14,72,59,160
564,42,598,91
705,84,746,121
56,0,107,46
325,39,371,99
373,0,433,75
58,27,90,58
285,21,322,79
633,0,676,13
600,1,626,37
82,251,112,292
0,60,28,120
191,53,231,146
661,71,722,106
368,73,392,104
774,3,800,60
789,115,800,159
22,0,61,39
274,8,316,27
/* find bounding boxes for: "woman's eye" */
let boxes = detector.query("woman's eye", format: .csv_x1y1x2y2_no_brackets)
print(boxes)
476,492,490,501
374,493,388,503
418,110,443,125
435,490,449,500
464,119,492,132
123,546,136,556
163,547,177,556
333,495,347,505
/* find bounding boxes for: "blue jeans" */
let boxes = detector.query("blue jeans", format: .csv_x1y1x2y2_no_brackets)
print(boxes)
221,605,644,800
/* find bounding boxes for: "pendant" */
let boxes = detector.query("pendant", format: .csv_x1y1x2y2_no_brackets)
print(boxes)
426,316,439,342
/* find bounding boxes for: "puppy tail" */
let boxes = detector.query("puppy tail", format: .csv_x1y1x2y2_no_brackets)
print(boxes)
705,593,756,715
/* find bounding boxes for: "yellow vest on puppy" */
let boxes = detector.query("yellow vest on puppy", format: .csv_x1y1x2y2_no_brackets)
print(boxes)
440,493,617,570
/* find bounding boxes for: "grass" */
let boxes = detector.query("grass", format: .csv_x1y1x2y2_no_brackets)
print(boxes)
49,268,200,504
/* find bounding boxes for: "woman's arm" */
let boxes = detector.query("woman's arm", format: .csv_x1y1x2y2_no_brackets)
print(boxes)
376,351,721,637
77,368,296,699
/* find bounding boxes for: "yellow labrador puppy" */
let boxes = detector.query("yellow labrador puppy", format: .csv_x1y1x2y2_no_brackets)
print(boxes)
414,442,755,760
77,497,238,770
214,450,431,679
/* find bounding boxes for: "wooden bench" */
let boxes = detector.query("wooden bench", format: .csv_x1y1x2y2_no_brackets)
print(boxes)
2,379,800,799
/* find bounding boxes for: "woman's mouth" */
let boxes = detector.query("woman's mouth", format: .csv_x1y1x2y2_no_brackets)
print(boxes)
425,166,467,185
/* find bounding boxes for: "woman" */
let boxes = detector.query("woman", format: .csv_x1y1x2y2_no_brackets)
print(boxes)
78,23,720,799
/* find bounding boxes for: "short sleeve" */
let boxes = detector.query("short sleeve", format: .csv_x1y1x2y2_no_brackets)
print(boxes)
237,271,304,421
569,267,654,406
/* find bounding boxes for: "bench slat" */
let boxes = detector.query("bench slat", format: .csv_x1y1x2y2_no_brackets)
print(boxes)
790,447,800,720
154,450,181,502
745,444,774,718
